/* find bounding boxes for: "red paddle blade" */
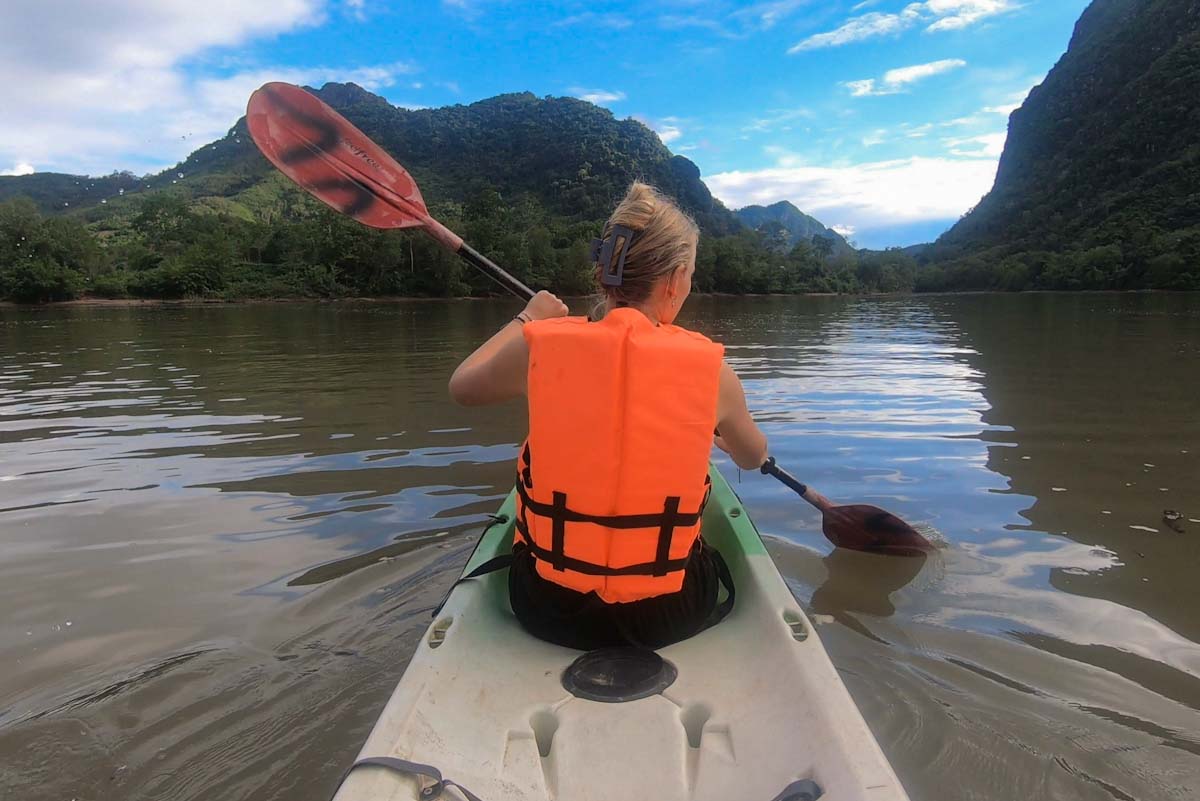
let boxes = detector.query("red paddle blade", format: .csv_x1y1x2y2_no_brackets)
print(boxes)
822,504,933,557
246,82,428,230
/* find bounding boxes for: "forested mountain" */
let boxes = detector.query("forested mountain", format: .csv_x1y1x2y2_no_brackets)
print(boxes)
921,0,1200,291
6,0,1197,307
1,84,895,302
736,201,853,256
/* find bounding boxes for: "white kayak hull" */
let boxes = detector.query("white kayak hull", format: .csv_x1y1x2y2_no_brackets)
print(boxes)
333,466,909,801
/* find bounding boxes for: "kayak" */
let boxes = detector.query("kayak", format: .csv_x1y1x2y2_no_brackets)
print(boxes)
333,465,910,801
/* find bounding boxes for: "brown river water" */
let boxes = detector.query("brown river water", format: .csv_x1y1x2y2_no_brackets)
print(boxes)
1,294,1198,801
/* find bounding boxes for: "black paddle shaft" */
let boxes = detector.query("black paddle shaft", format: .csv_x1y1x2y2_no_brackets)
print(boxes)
760,456,809,496
459,242,535,300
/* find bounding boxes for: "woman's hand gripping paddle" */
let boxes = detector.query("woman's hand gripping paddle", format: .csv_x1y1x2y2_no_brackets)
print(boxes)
245,82,535,300
761,457,933,556
247,81,933,557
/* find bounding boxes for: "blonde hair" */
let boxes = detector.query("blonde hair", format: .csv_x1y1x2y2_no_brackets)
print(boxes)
596,182,699,307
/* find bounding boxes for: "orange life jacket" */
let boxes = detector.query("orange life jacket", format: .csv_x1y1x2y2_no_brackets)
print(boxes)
516,307,724,603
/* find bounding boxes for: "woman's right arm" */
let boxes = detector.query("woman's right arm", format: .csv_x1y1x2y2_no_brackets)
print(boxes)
448,291,568,406
714,361,769,470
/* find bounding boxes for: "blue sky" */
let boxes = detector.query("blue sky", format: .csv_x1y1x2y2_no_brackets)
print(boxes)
0,1,1092,247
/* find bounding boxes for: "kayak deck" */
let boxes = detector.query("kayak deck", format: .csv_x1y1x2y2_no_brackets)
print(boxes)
334,466,909,801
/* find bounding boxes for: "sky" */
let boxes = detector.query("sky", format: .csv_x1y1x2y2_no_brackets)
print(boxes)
0,0,1094,248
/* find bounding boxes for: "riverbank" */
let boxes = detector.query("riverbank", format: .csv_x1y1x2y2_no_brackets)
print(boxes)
8,288,1198,309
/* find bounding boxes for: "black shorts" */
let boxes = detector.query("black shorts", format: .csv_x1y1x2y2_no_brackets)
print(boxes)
508,540,724,651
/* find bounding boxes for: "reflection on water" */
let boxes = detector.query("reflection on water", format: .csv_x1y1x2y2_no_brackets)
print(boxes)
1,295,1198,801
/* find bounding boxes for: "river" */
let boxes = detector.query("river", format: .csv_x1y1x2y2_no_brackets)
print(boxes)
1,294,1198,801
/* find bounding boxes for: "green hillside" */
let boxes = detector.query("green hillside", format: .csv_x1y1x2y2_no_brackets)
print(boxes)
0,84,892,302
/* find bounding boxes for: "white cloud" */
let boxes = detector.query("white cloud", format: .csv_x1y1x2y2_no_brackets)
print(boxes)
707,154,999,233
845,58,966,96
831,223,857,238
886,58,968,85
925,0,1013,31
945,132,1007,157
790,0,1016,52
846,80,882,97
345,0,366,21
790,10,917,52
570,88,626,105
2,162,36,177
0,2,423,175
656,125,683,144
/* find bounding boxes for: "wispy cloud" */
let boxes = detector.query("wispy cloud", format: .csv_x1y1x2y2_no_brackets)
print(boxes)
345,0,366,21
635,114,685,145
792,10,916,52
552,12,631,30
861,129,888,147
658,14,740,38
441,0,490,19
790,1,1016,52
983,87,1033,114
570,87,626,105
731,0,812,31
926,0,1015,31
945,131,1007,157
742,107,815,133
657,125,683,144
845,58,967,96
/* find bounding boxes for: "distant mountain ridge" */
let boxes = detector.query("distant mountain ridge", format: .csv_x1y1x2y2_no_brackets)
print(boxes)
735,201,852,255
3,83,909,301
0,83,742,237
924,0,1200,290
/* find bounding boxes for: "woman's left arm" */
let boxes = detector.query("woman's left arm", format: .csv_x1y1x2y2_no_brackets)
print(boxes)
448,290,568,406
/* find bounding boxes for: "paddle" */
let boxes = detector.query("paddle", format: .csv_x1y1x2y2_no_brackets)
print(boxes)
245,82,532,298
246,81,933,557
761,458,932,556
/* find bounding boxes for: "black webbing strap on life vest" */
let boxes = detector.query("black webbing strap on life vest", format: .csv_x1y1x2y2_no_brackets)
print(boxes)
550,491,568,571
702,545,736,631
431,515,512,619
513,517,693,577
514,473,711,578
520,442,533,489
334,755,484,801
654,496,682,577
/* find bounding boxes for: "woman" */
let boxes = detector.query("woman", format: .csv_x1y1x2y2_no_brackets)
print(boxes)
449,182,768,650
